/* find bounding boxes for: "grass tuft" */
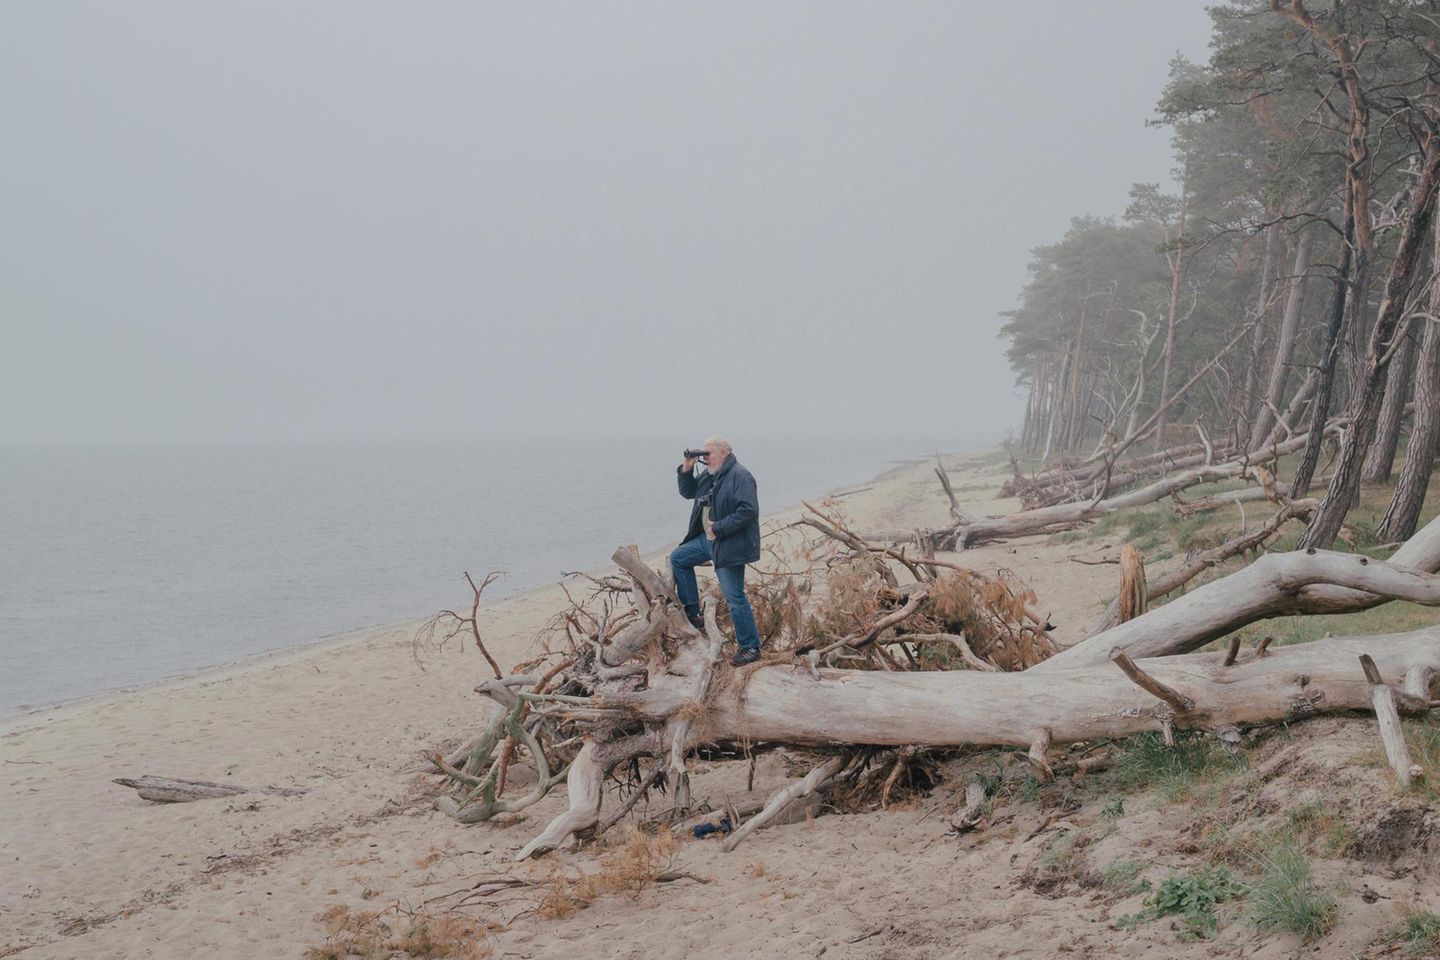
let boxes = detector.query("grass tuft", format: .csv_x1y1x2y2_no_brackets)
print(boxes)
1244,842,1337,943
1101,858,1151,897
1392,906,1440,956
1112,731,1246,802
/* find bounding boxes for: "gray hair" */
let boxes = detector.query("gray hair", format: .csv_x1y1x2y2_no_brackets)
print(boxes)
703,434,732,454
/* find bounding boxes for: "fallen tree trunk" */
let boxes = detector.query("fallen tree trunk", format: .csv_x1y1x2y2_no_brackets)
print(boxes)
515,628,1437,857
870,425,1337,549
587,630,1438,747
431,514,1440,862
1008,441,1241,510
960,429,1323,547
1089,498,1317,634
1041,519,1440,671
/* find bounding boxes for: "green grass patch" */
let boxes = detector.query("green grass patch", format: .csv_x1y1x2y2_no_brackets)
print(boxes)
1111,731,1247,802
1257,599,1439,649
1244,842,1337,943
1391,907,1440,956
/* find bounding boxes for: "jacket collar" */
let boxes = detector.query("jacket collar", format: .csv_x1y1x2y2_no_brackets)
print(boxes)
710,455,736,480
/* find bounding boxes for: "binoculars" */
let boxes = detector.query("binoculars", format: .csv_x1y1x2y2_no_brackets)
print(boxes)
683,448,708,460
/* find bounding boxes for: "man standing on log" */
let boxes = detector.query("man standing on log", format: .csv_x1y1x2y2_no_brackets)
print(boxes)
671,435,763,666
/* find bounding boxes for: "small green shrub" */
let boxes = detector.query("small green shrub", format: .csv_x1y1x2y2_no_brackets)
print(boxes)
1244,842,1337,943
1118,866,1243,940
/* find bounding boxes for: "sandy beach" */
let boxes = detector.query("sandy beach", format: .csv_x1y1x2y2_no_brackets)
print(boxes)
3,449,1433,959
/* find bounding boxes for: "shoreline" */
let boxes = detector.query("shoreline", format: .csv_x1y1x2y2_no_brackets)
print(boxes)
0,446,986,735
5,441,1143,960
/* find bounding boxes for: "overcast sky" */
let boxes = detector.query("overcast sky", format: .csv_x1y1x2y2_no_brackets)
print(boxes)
1,2,1210,445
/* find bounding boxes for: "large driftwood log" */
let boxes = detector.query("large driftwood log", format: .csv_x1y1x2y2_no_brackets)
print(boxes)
1044,512,1440,670
508,628,1438,858
435,513,1440,861
1089,498,1317,635
586,630,1438,748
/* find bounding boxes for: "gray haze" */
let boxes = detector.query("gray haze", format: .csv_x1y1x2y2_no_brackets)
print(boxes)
1,3,1209,445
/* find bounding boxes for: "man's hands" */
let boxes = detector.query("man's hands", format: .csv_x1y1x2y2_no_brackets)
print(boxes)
682,455,698,471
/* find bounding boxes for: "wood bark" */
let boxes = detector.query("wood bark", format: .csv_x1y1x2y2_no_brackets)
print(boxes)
947,427,1323,547
113,776,307,803
1377,212,1440,541
1299,133,1440,547
1291,202,1355,498
1360,654,1424,788
1252,230,1313,444
1239,222,1280,441
1361,326,1418,484
572,629,1438,754
1041,518,1440,671
1155,168,1190,450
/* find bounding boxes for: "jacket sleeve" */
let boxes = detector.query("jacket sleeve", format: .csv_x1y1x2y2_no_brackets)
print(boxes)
711,470,757,539
677,464,700,499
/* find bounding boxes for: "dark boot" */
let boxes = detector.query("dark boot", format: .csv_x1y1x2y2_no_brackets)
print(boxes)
729,647,760,667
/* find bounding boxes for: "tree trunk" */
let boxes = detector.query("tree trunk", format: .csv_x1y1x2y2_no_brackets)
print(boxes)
1155,169,1190,451
1291,205,1354,498
1239,222,1280,441
1042,510,1440,670
1299,136,1440,548
516,624,1438,858
1377,215,1440,541
1361,325,1419,484
1252,229,1313,444
113,776,307,803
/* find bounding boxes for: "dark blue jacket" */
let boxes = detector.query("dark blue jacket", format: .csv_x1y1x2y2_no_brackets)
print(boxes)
676,456,760,567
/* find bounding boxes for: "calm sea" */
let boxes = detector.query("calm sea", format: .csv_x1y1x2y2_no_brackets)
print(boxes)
0,433,980,716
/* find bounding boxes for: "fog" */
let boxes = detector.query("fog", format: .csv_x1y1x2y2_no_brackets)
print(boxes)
1,2,1209,445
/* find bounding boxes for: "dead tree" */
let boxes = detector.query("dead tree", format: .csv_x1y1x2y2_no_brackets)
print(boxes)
424,504,1440,861
876,425,1333,550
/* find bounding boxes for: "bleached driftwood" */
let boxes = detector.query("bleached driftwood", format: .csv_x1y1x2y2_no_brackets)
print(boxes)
506,626,1438,858
435,511,1440,862
1361,654,1425,788
721,753,846,852
113,776,306,803
1044,525,1440,671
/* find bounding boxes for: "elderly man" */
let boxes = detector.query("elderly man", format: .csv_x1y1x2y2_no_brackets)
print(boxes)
671,435,762,666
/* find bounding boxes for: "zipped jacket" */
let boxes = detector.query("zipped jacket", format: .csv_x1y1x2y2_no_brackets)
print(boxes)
676,456,760,567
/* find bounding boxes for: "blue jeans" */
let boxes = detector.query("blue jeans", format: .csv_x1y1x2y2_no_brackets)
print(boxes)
669,535,761,652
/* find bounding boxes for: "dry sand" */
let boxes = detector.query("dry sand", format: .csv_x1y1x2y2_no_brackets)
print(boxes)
3,449,1434,959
